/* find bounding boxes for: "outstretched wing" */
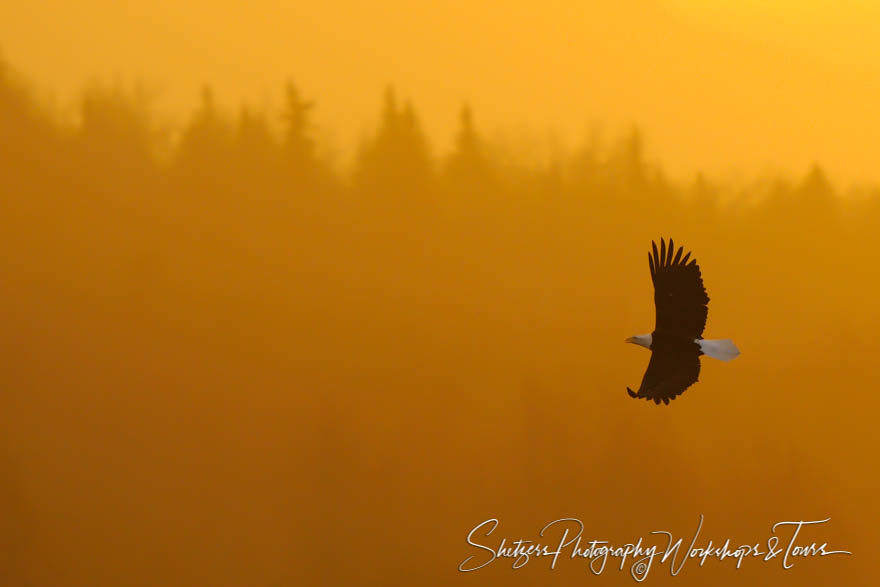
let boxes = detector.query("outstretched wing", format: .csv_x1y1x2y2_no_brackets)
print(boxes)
649,238,709,339
626,341,701,405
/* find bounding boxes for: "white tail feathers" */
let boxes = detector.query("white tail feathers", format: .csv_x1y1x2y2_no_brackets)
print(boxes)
697,338,740,361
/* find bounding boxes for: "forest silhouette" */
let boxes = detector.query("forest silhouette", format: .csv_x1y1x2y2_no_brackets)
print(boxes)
0,56,876,585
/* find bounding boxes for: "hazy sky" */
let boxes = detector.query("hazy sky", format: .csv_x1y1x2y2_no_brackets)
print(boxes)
3,0,880,181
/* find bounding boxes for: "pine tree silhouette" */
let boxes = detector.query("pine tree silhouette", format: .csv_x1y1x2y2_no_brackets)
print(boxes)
444,104,491,189
354,86,433,203
281,81,317,181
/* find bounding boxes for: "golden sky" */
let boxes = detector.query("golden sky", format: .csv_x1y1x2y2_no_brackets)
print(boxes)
2,0,880,181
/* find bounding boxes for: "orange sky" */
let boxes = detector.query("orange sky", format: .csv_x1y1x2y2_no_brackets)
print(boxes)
2,0,880,181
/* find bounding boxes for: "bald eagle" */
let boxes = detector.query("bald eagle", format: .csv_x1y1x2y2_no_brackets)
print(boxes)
626,238,739,404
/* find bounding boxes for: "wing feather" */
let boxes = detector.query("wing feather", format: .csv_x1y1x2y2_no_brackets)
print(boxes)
651,241,660,284
673,245,683,265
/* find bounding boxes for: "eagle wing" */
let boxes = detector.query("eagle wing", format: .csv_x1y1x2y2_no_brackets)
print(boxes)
626,342,701,404
649,238,709,339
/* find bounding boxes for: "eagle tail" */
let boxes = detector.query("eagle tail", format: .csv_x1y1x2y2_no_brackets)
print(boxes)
697,338,740,361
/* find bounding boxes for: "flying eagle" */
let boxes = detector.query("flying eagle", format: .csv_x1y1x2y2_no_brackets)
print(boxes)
626,238,739,404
